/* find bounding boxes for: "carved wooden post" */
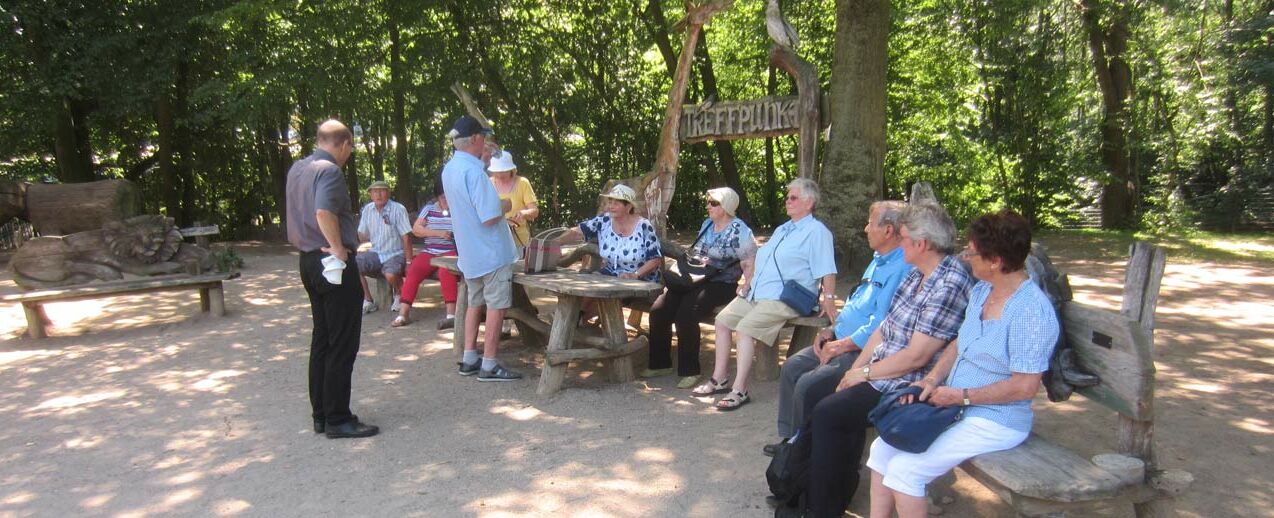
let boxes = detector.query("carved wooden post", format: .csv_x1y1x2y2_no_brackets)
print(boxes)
641,1,732,237
1120,242,1168,518
770,45,821,179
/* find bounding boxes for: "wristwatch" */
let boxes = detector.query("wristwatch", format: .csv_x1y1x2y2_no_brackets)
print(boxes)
962,388,971,406
822,293,837,301
861,364,871,381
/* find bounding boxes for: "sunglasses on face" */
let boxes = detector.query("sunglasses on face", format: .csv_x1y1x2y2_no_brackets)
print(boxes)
786,194,801,202
707,200,721,207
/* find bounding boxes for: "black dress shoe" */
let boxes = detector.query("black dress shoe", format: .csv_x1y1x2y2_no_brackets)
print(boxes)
325,420,380,439
313,418,325,434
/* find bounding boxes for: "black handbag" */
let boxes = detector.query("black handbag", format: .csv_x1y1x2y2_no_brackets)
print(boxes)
664,225,738,292
868,384,963,454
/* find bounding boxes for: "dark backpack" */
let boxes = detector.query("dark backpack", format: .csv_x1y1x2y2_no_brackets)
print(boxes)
766,429,813,507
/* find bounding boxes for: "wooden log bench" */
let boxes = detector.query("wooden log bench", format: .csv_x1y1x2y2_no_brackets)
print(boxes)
931,242,1192,517
2,271,241,338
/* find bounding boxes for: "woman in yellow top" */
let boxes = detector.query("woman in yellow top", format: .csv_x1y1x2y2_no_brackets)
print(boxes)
487,150,539,258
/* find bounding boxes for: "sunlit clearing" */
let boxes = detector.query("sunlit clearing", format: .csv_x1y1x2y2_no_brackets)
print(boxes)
0,350,57,366
633,447,675,463
1234,417,1272,435
191,370,244,391
490,404,544,421
80,494,114,509
34,390,127,411
2,491,35,505
213,499,253,515
1180,382,1225,394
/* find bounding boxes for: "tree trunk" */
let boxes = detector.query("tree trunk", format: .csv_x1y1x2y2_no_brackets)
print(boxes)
53,96,95,183
764,65,779,227
389,20,415,214
1080,0,1136,229
822,0,890,275
696,33,754,224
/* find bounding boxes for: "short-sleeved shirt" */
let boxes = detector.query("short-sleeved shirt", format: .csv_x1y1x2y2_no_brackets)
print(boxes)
579,214,662,282
867,254,975,393
441,150,518,277
358,200,412,262
947,280,1059,432
494,176,538,247
285,149,357,252
748,215,837,302
689,218,757,284
417,202,456,256
833,247,913,346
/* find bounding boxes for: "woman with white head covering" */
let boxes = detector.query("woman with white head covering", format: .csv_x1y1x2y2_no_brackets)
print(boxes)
487,150,539,258
643,187,758,388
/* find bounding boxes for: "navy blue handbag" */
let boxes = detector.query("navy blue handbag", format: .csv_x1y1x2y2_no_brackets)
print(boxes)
767,231,820,316
868,384,964,454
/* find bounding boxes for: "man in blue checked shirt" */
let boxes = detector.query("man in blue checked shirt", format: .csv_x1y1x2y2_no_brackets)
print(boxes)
766,200,913,456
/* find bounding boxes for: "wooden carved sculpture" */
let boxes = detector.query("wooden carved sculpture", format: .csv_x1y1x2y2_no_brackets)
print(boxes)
10,215,212,289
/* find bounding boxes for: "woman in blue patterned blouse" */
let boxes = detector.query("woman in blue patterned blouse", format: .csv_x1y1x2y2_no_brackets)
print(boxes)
642,187,757,388
864,210,1059,518
558,184,664,320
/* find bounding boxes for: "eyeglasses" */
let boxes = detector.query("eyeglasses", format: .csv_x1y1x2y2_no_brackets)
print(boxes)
382,214,390,225
958,247,978,259
707,200,721,207
785,194,801,202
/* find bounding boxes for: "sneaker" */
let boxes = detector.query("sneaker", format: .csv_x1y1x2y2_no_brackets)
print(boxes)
477,364,523,382
362,300,378,314
437,315,456,330
458,360,481,376
390,299,401,312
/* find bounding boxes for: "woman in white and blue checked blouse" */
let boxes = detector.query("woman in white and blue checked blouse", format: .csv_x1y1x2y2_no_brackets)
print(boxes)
865,210,1060,518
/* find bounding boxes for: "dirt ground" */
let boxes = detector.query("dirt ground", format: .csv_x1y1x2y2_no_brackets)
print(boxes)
0,240,1269,517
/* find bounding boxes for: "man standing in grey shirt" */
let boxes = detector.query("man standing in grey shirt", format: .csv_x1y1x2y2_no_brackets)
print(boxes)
285,119,379,439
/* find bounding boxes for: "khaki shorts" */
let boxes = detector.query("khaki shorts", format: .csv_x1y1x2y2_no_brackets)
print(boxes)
465,263,514,310
714,296,799,346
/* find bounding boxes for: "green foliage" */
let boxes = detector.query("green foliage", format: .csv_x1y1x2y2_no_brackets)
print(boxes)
0,0,1271,238
210,244,245,273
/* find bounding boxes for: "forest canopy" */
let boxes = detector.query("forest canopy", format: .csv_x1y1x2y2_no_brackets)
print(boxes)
2,0,1271,239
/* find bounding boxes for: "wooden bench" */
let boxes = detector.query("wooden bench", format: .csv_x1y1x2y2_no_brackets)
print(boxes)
932,242,1191,517
623,298,828,381
3,271,240,339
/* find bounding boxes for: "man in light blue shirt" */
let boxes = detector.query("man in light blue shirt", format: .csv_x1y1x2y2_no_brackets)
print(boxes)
768,201,912,452
440,115,521,382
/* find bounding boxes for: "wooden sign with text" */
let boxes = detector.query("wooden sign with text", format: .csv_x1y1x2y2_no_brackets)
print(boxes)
679,96,800,144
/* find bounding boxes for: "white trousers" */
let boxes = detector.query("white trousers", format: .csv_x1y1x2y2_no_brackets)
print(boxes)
866,416,1028,497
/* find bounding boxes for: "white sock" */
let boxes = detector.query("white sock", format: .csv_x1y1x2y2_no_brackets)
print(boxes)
462,350,479,365
481,357,498,371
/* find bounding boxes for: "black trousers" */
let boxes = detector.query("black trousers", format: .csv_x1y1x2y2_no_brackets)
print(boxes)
807,381,883,518
299,250,363,426
647,281,737,376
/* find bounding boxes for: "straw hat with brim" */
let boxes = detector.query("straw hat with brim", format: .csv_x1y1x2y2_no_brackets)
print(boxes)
706,187,740,217
601,184,638,204
488,151,517,173
368,181,391,192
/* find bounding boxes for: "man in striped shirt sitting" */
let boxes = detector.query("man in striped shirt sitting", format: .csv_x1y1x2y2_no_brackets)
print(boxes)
356,181,414,314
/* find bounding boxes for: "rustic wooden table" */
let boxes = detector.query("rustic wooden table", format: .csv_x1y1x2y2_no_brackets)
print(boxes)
431,256,663,395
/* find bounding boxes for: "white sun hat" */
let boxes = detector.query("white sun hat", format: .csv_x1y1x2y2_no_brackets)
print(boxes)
488,151,517,173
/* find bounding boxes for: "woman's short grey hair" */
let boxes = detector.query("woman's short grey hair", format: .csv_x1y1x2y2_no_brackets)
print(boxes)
787,178,821,208
900,202,957,254
452,135,475,150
